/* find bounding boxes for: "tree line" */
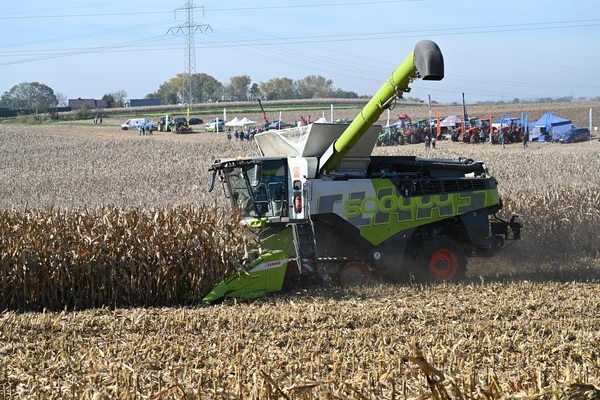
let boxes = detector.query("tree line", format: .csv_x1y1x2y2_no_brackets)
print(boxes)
0,73,363,112
144,73,364,104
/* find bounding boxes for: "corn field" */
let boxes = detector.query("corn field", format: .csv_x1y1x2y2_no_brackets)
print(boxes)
1,123,600,398
0,205,249,311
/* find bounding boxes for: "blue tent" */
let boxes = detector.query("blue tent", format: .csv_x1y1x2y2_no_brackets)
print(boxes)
528,112,571,140
494,115,513,125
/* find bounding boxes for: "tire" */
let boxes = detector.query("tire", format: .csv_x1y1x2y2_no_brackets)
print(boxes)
339,261,370,287
398,135,405,145
416,238,467,283
410,134,417,144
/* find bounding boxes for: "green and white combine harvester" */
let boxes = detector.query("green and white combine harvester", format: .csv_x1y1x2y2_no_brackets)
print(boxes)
203,40,522,302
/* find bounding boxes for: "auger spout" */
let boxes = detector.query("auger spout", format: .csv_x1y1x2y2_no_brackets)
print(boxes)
319,40,444,173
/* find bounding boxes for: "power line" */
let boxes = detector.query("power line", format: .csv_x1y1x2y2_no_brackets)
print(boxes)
3,0,134,16
0,20,174,49
0,0,422,20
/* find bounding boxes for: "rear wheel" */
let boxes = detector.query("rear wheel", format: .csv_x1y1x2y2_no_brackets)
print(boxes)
417,238,467,282
339,261,370,287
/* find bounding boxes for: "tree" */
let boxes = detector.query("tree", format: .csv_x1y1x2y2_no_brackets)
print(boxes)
331,88,359,99
147,73,223,104
259,78,296,100
249,83,260,100
102,93,116,108
55,92,68,107
295,75,333,99
192,73,223,103
102,90,127,108
225,75,252,101
0,82,58,110
113,90,127,108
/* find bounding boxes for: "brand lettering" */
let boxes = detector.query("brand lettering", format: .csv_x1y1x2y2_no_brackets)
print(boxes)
336,189,486,228
267,261,282,267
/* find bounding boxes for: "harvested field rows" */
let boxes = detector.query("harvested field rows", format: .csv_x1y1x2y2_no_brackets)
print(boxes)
2,283,600,398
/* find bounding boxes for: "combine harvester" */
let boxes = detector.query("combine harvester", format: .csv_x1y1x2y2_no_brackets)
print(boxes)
203,40,522,302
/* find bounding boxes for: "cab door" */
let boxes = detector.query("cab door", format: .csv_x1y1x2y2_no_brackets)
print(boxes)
287,158,310,220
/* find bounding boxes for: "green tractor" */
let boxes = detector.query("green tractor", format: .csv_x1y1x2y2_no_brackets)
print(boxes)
157,116,174,132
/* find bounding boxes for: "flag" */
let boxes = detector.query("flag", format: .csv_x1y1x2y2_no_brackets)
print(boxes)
461,93,468,122
428,94,432,118
428,94,433,130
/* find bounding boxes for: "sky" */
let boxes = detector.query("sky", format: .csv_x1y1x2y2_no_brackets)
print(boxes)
1,0,599,104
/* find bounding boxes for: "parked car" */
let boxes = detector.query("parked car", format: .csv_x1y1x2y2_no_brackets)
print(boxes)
205,119,225,132
264,120,294,130
189,117,203,125
555,127,590,143
121,118,150,130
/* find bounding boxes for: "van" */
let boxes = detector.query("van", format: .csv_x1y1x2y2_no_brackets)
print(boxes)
121,118,149,130
205,119,225,132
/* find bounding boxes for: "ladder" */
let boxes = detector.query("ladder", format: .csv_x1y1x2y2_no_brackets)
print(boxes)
291,219,319,277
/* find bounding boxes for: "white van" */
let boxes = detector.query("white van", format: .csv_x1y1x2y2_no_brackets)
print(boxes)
121,118,149,130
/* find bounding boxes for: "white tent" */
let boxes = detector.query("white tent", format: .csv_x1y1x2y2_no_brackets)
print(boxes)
239,117,256,126
225,116,242,127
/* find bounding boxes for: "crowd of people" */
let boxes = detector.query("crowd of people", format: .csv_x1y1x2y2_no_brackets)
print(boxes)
226,127,260,142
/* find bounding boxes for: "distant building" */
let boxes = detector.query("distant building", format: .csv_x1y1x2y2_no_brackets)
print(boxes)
68,98,108,110
126,99,162,108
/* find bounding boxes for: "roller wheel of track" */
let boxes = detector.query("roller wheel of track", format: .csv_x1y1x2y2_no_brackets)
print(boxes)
339,261,370,287
417,238,467,283
283,261,310,290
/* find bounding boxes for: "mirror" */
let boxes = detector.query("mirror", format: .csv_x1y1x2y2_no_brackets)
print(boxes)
251,163,262,188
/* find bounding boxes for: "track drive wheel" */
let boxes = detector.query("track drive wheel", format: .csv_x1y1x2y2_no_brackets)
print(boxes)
283,261,308,290
339,261,370,287
417,238,467,283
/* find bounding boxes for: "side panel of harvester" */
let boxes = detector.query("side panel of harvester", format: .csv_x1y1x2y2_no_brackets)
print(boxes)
311,180,499,246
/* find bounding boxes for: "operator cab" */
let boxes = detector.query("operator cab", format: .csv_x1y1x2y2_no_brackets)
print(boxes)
211,158,288,220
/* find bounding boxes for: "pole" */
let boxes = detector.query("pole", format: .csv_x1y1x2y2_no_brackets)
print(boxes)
489,114,492,144
330,104,333,122
428,94,433,129
461,92,467,142
590,108,593,141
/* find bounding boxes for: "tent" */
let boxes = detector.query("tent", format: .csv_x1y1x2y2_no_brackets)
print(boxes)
441,115,461,127
225,116,242,127
239,117,256,126
494,115,513,124
528,112,572,140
